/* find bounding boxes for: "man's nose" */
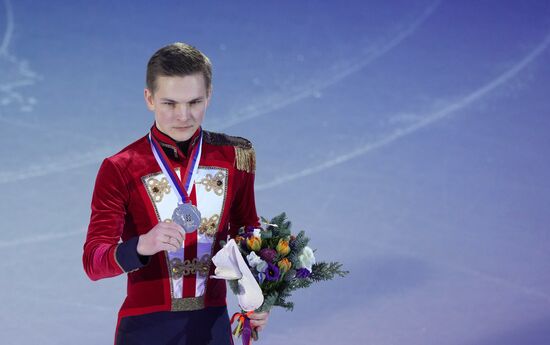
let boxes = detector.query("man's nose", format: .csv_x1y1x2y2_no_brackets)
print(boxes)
175,103,191,119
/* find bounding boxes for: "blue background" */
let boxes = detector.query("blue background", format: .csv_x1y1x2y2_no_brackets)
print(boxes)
1,0,550,344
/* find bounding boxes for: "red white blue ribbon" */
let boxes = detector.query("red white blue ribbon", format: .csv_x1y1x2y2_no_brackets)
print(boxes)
148,129,203,204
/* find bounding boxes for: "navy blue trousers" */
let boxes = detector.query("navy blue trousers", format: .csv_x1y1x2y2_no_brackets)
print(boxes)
115,306,233,345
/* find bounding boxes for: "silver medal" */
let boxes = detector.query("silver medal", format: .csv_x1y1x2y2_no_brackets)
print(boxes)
172,202,201,233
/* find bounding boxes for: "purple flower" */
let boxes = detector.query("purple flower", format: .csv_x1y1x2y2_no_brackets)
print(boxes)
241,232,253,239
240,226,255,239
265,263,280,281
259,248,277,263
296,268,311,279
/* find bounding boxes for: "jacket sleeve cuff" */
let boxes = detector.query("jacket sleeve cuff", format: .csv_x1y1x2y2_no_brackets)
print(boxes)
115,236,151,272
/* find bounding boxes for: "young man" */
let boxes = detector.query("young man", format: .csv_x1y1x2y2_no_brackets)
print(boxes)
83,42,268,344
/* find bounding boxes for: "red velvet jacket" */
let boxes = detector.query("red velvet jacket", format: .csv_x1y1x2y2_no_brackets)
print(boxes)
83,125,259,319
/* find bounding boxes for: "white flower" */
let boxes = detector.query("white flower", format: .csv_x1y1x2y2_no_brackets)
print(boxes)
253,228,262,238
246,251,262,267
255,260,268,273
247,251,268,272
298,246,316,272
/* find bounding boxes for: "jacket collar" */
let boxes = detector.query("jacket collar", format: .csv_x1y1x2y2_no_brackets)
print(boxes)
150,123,202,160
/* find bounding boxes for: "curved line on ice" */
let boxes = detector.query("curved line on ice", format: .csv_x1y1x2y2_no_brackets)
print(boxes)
0,2,440,184
213,0,441,131
0,146,115,184
256,30,550,191
0,0,13,56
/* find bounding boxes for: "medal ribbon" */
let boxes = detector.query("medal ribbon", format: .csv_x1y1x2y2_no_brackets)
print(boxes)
148,129,203,204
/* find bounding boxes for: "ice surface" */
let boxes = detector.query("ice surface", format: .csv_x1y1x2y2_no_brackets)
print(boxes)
2,0,550,344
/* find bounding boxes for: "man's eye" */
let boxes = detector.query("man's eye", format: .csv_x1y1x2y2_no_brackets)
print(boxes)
190,100,202,105
163,102,176,107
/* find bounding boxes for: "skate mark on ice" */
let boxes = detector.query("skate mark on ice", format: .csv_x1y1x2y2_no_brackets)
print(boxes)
256,30,550,190
213,0,441,131
0,0,40,112
0,2,440,184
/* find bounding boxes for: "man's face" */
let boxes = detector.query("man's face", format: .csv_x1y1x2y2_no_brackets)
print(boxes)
144,73,211,142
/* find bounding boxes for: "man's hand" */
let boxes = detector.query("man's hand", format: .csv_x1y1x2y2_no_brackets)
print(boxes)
137,222,185,255
250,311,269,332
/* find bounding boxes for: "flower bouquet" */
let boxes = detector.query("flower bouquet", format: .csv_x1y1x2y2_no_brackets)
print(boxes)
211,213,348,344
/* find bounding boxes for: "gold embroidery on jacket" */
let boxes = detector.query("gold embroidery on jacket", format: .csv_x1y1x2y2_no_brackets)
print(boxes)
196,172,225,196
171,296,205,312
199,214,220,237
170,254,212,279
146,177,171,202
141,169,180,221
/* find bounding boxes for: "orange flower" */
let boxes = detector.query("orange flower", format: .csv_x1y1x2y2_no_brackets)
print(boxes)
276,239,290,256
246,236,262,252
277,258,292,273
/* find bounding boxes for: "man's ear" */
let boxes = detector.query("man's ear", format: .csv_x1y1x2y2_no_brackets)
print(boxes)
144,88,155,111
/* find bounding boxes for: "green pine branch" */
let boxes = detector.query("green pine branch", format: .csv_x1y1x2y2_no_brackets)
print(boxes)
311,262,349,281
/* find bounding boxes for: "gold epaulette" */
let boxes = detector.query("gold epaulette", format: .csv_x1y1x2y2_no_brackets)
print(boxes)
203,131,256,173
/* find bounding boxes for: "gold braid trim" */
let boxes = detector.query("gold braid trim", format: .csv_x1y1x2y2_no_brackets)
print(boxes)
171,296,205,311
202,131,256,173
234,145,256,173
